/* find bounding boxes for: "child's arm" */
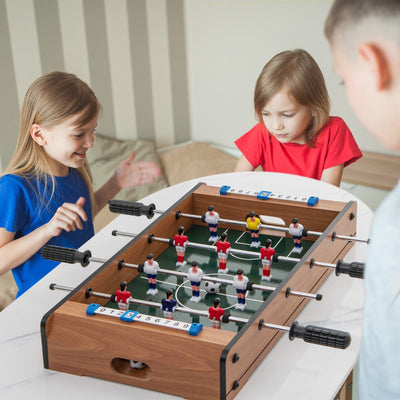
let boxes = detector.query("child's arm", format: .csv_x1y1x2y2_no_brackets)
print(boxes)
94,151,161,214
234,155,255,172
0,197,87,275
320,164,344,187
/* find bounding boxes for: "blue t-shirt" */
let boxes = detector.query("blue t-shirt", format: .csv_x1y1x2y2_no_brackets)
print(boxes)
0,169,94,297
359,180,400,399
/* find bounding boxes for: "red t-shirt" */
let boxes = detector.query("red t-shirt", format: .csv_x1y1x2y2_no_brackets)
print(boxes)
174,234,188,247
208,306,225,321
235,117,362,180
260,247,275,260
216,241,231,253
116,290,131,303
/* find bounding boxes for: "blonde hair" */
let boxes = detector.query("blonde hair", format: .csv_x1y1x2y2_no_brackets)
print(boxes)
254,49,330,146
4,71,101,214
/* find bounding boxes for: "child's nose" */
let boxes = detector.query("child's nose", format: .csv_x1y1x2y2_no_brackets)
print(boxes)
85,132,95,148
272,118,284,130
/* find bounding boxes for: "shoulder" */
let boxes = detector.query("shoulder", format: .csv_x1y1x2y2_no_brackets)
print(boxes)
235,123,267,144
0,174,36,198
1,173,28,187
319,116,352,137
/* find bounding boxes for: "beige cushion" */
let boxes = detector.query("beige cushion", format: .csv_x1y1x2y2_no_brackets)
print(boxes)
87,134,168,231
159,142,238,186
0,271,17,311
88,134,168,200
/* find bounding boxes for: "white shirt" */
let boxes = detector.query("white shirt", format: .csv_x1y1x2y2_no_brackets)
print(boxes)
143,260,160,275
359,180,400,400
233,275,249,290
188,267,203,282
289,223,303,236
205,211,220,225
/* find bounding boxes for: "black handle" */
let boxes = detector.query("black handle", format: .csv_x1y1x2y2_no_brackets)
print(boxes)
108,199,156,219
335,259,365,279
41,245,91,267
289,321,351,349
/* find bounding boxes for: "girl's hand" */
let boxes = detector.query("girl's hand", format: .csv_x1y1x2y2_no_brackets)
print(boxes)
46,197,88,237
114,151,162,189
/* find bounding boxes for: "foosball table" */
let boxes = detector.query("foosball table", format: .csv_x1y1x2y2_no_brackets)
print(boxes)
40,182,367,400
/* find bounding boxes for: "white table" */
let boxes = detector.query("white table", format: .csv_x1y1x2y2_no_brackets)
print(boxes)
0,172,372,400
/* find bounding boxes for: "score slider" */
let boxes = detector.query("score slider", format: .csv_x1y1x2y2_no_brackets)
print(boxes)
220,185,319,206
86,304,203,336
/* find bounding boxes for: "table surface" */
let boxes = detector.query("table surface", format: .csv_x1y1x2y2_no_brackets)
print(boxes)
0,172,372,400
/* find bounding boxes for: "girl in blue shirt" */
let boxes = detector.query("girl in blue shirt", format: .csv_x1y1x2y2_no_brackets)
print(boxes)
0,71,161,298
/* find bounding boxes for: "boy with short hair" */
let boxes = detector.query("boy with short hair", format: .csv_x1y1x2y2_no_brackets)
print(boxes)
325,1,400,398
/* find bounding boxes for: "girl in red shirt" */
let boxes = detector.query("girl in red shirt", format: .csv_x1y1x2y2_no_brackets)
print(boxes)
235,49,362,186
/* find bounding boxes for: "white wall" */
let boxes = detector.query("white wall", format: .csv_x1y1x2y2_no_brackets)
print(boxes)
184,0,392,154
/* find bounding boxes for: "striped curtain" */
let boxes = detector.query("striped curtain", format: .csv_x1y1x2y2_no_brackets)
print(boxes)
0,0,191,170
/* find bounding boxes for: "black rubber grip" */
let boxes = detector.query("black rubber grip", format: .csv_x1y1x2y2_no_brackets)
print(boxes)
335,259,365,279
289,321,351,349
246,281,254,291
41,245,91,267
108,200,156,219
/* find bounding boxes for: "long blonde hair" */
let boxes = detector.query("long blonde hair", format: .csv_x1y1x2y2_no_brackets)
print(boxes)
3,71,101,214
254,49,330,146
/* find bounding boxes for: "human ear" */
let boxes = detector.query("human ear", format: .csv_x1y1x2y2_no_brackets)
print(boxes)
30,123,46,146
358,42,391,90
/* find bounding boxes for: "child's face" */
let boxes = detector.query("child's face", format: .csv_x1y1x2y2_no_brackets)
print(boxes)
261,90,313,145
331,43,400,150
36,113,98,176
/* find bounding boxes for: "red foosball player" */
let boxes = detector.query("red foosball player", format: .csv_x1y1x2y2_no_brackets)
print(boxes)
260,239,275,281
187,261,204,303
204,205,220,244
174,226,188,267
289,218,304,254
233,269,249,311
161,289,177,320
115,281,132,311
216,232,231,274
246,211,261,248
208,297,225,329
143,253,160,296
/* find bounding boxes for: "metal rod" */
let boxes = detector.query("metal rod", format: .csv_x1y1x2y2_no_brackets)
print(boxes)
49,284,286,330
155,209,369,243
262,322,290,332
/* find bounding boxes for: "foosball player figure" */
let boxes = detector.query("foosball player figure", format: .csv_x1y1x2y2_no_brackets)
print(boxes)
203,205,220,244
208,297,225,329
143,253,160,296
161,289,177,320
187,261,203,303
233,269,249,311
289,218,304,254
173,226,188,267
216,232,231,274
129,360,146,370
115,281,132,311
246,211,261,248
260,239,275,281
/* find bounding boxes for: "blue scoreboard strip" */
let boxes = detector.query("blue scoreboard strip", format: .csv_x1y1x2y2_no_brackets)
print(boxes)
86,304,203,336
220,185,319,206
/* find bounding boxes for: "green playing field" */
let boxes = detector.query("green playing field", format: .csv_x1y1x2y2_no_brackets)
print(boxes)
105,224,313,332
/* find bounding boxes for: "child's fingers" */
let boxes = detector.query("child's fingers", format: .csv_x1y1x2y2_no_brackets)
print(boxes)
67,201,88,225
54,207,83,231
50,201,88,234
124,151,136,164
75,196,86,208
136,162,162,182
